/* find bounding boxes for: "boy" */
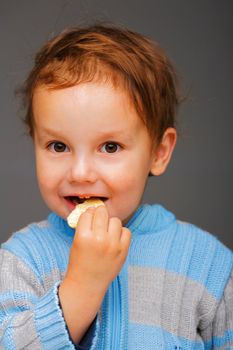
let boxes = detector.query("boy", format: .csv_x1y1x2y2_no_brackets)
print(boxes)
0,24,233,350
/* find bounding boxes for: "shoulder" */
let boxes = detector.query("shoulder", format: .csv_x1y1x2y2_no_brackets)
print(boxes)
142,203,232,263
169,216,233,300
1,214,71,278
2,217,54,257
175,219,232,265
133,204,233,300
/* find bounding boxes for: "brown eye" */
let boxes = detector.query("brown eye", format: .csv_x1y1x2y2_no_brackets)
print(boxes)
49,142,68,153
101,142,120,153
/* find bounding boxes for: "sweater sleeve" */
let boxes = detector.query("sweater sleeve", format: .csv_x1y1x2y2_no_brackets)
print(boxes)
0,248,76,349
200,268,233,349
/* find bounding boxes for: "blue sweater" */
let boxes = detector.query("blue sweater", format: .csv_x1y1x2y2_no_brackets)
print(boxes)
0,204,233,349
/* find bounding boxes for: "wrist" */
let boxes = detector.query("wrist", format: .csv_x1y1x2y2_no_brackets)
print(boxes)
62,273,109,297
59,276,107,310
58,278,105,344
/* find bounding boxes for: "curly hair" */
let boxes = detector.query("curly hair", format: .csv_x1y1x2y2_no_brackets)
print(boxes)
20,23,180,143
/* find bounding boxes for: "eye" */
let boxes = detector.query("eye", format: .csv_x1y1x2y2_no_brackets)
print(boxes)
101,142,121,153
48,141,69,153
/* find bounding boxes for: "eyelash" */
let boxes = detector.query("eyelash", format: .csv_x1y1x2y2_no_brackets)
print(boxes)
47,141,69,153
46,141,122,154
100,142,121,153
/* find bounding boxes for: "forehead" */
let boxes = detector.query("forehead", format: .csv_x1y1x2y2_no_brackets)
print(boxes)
32,83,155,153
34,58,145,118
33,82,147,136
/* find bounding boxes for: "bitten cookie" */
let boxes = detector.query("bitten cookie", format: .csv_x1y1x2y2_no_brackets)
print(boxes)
67,198,104,228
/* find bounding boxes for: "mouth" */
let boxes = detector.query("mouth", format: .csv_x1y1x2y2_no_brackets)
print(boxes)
65,195,108,206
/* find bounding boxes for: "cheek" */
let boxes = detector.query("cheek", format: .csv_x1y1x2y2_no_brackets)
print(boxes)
37,171,54,198
107,168,148,200
119,158,150,185
36,162,64,213
103,155,150,191
36,157,60,193
114,174,147,224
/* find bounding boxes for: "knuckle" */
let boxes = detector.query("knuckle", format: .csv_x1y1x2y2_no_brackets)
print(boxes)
93,234,108,251
74,231,90,247
110,216,122,227
109,242,121,255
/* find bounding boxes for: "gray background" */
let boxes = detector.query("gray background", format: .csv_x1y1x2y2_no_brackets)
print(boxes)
1,1,233,249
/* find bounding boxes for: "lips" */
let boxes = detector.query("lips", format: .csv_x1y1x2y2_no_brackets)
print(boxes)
65,195,108,205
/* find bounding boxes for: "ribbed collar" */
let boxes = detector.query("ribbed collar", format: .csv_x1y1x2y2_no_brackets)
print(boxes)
126,204,176,235
47,204,176,238
48,212,75,238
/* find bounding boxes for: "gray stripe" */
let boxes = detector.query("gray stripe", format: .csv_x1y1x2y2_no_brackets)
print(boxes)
216,268,233,334
0,298,34,312
201,269,233,342
128,265,218,341
0,249,66,296
12,311,42,350
42,269,66,291
0,250,66,349
0,250,43,295
0,313,41,350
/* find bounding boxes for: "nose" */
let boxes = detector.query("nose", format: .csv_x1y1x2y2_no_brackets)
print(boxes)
68,154,97,184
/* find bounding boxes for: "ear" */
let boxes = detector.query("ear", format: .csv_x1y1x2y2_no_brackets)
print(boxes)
150,127,177,176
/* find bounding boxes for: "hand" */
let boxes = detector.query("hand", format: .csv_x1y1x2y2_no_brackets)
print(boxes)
58,206,131,343
65,205,131,292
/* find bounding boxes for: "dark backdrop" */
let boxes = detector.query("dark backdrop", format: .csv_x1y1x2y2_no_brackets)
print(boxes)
1,0,233,249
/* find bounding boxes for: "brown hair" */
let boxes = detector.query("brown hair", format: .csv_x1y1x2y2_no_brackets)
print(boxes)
20,23,180,143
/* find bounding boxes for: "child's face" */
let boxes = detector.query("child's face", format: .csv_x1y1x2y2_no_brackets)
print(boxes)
33,82,159,224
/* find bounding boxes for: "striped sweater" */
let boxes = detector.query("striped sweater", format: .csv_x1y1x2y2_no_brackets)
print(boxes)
0,204,233,349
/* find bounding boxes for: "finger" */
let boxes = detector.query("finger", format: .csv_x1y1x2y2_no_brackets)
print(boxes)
76,207,95,234
92,205,109,235
108,217,122,244
120,227,131,249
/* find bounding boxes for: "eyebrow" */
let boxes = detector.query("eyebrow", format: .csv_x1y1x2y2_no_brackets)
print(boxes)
35,126,64,138
95,128,132,136
94,129,135,143
35,125,135,143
